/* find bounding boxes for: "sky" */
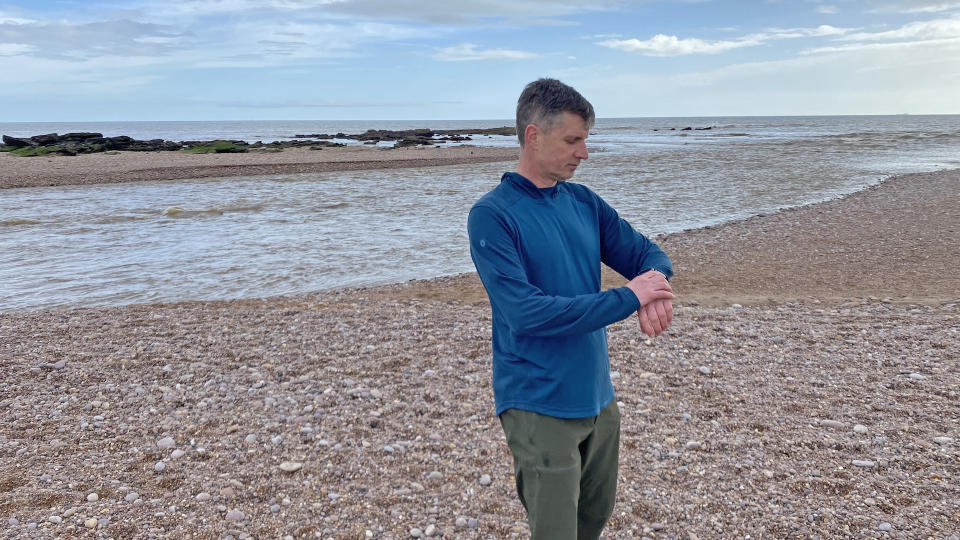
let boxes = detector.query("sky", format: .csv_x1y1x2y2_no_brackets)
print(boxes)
1,0,958,121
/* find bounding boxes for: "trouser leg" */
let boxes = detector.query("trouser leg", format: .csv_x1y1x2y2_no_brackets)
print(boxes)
499,401,621,540
577,400,621,540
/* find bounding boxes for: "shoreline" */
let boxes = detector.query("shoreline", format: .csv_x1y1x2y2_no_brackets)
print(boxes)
0,145,519,190
323,168,960,309
2,168,958,312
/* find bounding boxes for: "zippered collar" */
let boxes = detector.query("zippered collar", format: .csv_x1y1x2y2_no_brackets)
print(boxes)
502,172,561,199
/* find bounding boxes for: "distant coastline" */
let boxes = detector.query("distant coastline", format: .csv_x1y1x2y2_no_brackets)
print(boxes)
0,126,518,158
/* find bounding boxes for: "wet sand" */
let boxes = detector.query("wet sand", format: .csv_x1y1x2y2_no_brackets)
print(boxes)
1,169,958,538
0,145,519,190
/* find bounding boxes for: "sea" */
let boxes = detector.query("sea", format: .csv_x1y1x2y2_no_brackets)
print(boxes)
1,115,958,311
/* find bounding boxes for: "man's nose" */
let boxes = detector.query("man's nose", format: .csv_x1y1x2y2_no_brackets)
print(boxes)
575,141,588,160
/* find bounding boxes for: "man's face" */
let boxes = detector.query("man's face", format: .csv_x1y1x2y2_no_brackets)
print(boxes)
532,111,589,184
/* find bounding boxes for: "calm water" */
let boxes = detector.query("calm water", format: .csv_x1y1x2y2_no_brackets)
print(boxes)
2,115,958,311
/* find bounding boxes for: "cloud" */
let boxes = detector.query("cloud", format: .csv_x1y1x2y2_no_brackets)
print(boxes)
598,25,854,56
839,17,960,41
599,34,761,55
140,0,617,26
0,19,188,60
816,5,838,13
0,43,33,56
0,14,36,25
868,1,960,13
433,43,540,61
212,98,464,108
804,36,960,54
762,25,852,37
320,0,618,24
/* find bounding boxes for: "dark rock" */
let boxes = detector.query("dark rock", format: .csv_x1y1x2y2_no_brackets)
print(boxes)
61,132,104,142
2,135,34,148
30,133,60,145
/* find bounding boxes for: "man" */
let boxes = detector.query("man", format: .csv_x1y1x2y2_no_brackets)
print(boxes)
467,78,675,540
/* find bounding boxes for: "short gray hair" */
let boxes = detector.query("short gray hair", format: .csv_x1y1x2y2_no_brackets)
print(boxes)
516,78,595,147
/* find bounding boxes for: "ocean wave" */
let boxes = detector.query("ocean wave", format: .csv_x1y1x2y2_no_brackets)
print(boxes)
315,202,349,209
95,215,150,224
823,130,960,144
163,204,264,218
1,218,40,226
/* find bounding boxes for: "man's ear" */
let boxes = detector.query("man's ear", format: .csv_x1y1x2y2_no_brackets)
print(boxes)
524,124,540,150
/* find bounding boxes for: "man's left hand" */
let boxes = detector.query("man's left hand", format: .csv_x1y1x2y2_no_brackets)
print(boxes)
637,298,673,337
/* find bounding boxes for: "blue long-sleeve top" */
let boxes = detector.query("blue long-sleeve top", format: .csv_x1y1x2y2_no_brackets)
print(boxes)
468,172,673,418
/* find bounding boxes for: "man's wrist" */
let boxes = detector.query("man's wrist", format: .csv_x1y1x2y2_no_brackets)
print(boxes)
642,268,666,279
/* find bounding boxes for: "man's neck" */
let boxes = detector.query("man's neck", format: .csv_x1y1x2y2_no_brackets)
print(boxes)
516,162,557,189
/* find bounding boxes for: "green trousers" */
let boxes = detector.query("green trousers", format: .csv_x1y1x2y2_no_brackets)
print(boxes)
499,400,621,540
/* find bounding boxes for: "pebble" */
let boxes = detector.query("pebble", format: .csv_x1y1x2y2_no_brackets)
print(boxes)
154,461,166,472
157,436,175,449
698,366,711,376
424,524,437,536
270,504,281,513
467,518,478,529
455,517,468,529
8,518,19,527
84,518,98,529
225,509,245,522
820,419,844,429
427,471,443,481
651,522,665,531
171,449,185,459
124,492,140,502
479,474,492,486
852,460,875,468
48,515,62,524
270,435,283,446
62,508,76,517
853,424,868,434
279,461,303,473
244,434,257,444
908,372,925,380
328,492,341,500
39,473,52,482
933,437,953,445
685,441,702,451
87,492,99,502
410,527,423,537
877,522,892,531
196,492,211,501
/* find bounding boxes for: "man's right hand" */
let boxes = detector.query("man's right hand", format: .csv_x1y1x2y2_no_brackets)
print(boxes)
625,271,674,307
625,271,674,337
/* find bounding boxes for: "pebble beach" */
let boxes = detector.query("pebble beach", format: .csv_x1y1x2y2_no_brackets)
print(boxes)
1,151,958,539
